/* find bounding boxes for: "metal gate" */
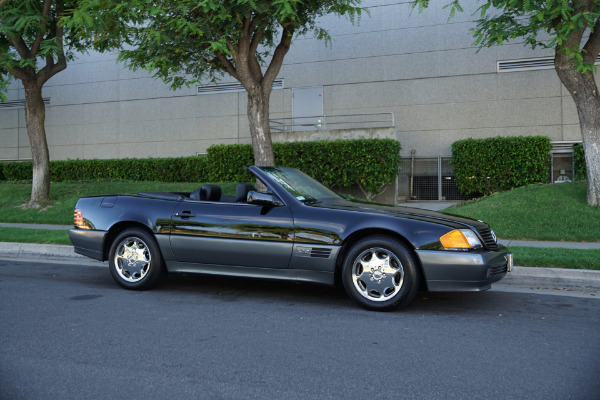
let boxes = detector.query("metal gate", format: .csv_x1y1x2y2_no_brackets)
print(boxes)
398,156,471,201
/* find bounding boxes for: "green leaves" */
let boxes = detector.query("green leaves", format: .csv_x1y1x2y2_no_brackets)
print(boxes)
451,136,552,196
470,0,600,74
206,139,401,199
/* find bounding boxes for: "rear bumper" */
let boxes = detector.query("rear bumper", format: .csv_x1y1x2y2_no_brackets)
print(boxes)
416,245,512,292
69,229,107,261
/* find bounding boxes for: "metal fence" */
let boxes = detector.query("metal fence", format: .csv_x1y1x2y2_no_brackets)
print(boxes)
270,112,395,132
398,156,471,201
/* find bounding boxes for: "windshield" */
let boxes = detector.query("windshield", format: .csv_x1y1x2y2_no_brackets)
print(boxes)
259,167,342,203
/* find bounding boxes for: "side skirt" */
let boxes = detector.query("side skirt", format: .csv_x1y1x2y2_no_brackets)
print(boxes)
164,261,335,286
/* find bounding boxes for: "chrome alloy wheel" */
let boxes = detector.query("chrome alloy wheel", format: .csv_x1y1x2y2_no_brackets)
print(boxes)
351,247,404,302
113,237,151,283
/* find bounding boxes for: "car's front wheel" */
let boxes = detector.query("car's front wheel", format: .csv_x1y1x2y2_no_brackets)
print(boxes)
108,228,166,290
341,236,420,311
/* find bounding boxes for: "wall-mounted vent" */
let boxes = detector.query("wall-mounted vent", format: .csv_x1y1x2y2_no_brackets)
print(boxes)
197,79,283,95
498,55,600,73
0,98,50,109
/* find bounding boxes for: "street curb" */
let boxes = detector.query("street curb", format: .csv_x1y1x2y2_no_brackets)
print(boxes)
0,242,599,290
0,242,89,261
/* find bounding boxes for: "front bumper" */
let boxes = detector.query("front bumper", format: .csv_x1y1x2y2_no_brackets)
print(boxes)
416,245,512,292
69,228,107,261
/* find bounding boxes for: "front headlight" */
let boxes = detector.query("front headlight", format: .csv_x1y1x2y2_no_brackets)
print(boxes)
440,229,483,250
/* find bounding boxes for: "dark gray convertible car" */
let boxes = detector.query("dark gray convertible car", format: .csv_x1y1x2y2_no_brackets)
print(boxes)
70,166,512,311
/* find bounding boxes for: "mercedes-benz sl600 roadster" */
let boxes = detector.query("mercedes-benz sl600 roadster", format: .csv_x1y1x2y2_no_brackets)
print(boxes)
70,166,512,311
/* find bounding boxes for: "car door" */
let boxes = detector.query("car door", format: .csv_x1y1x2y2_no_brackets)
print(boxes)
169,200,294,269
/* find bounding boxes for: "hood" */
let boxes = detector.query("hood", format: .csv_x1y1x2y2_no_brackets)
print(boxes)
307,198,489,230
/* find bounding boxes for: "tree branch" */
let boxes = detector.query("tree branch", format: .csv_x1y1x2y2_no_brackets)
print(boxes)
263,27,294,90
30,0,53,56
583,19,600,63
8,35,32,59
214,52,239,81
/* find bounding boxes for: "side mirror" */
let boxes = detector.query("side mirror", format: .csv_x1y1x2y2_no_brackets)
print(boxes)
247,191,283,207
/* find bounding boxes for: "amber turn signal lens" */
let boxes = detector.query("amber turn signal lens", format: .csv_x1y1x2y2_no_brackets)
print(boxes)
440,229,472,249
74,209,84,227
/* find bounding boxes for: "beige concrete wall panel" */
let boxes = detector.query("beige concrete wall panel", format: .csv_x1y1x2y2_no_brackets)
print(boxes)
46,124,85,146
48,81,120,106
118,120,159,144
4,87,20,101
18,145,32,159
70,50,118,65
158,117,238,142
84,122,119,145
118,77,161,101
561,97,580,125
437,74,497,103
268,89,287,115
433,0,480,24
118,141,158,159
18,128,28,150
83,102,120,125
283,62,332,87
0,110,19,129
438,101,496,130
328,79,438,112
285,38,332,64
496,97,562,127
83,143,118,159
382,52,439,81
562,124,583,141
118,99,159,123
497,70,561,100
272,128,394,143
83,60,122,84
331,26,438,60
159,94,238,120
45,105,84,127
0,143,18,159
0,127,18,148
396,130,446,157
395,104,441,131
496,43,554,62
438,47,497,76
438,21,481,51
46,62,87,86
49,144,84,160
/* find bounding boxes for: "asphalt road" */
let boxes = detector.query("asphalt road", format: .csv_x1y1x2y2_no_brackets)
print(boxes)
1,260,599,400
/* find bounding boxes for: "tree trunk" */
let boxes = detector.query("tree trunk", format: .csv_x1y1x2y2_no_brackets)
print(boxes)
23,81,51,208
555,52,600,207
247,88,275,166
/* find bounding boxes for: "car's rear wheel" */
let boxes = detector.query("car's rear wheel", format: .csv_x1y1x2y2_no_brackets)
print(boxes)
341,235,420,311
108,228,166,290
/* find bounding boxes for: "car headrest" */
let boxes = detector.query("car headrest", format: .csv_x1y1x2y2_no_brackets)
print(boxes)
235,183,256,202
200,184,222,202
189,188,202,201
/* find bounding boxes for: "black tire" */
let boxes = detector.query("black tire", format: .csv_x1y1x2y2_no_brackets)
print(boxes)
108,228,167,290
341,235,420,311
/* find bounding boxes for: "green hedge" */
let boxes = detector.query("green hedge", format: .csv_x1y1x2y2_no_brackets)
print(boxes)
207,139,402,197
574,144,587,181
1,156,209,182
451,136,551,196
0,138,402,197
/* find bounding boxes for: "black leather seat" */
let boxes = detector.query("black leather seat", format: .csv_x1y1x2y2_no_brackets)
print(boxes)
201,184,222,201
235,183,256,202
190,184,221,201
